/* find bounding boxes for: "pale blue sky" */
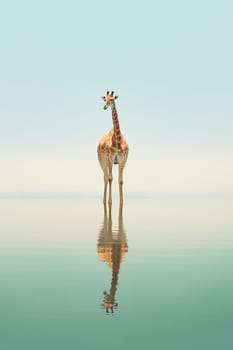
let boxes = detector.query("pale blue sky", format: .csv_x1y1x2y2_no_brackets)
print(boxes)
0,0,232,196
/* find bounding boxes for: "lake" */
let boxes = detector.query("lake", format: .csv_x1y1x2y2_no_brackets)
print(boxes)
0,196,232,349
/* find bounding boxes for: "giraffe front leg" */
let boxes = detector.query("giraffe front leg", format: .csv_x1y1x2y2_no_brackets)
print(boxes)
118,166,124,205
103,172,108,205
108,163,113,205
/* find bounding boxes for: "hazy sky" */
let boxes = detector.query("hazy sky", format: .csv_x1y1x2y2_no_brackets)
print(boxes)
0,0,232,196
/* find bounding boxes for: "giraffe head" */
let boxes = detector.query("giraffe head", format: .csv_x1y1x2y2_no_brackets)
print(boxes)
102,291,118,313
101,91,118,110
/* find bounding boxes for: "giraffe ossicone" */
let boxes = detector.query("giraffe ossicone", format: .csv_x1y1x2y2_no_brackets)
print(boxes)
97,91,129,205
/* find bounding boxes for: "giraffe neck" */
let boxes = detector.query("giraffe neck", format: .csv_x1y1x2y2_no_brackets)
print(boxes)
111,102,122,146
109,250,120,300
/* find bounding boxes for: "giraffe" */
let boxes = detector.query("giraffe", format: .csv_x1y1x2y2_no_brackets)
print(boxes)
97,203,128,314
97,91,129,205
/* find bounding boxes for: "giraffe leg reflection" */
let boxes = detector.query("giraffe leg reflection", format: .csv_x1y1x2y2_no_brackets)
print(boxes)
98,201,128,314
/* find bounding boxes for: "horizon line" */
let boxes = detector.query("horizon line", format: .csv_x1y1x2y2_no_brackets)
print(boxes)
0,192,232,200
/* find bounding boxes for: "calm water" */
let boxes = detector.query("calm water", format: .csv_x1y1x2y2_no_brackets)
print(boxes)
0,197,232,350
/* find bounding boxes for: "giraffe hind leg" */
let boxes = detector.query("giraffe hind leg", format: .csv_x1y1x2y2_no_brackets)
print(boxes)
118,152,128,205
118,165,124,205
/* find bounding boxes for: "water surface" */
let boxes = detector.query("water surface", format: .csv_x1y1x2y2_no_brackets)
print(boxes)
0,197,232,349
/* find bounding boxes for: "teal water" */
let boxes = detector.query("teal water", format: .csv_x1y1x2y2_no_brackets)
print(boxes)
0,197,232,350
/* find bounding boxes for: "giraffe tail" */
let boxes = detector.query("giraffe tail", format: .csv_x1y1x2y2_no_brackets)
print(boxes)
114,156,118,165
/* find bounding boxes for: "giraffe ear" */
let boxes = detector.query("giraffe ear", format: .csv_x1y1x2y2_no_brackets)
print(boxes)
101,96,105,100
115,95,118,99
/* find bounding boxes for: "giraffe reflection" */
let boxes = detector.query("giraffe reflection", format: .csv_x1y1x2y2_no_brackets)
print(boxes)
97,203,128,314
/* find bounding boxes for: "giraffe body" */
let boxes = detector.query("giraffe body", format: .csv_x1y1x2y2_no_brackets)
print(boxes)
98,128,128,166
97,91,129,205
